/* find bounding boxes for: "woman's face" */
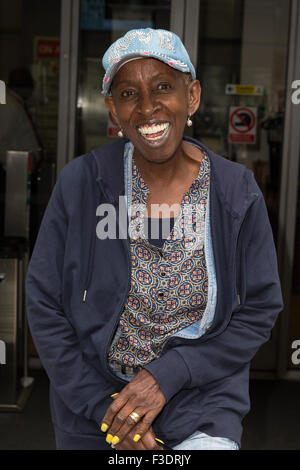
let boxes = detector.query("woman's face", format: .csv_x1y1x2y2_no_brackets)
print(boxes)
105,58,201,164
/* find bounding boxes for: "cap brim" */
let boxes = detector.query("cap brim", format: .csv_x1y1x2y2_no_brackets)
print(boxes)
103,55,146,95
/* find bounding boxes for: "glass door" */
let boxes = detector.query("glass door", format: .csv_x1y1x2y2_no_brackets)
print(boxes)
56,0,300,377
190,0,291,374
277,0,300,379
0,0,61,247
0,0,61,406
289,169,300,370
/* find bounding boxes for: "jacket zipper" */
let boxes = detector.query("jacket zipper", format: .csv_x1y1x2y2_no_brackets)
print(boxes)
235,226,243,307
82,178,115,303
82,223,97,302
82,183,100,302
234,200,256,308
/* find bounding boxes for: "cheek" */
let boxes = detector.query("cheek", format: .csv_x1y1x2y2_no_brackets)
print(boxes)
165,98,189,123
172,107,189,128
113,96,188,131
114,105,135,129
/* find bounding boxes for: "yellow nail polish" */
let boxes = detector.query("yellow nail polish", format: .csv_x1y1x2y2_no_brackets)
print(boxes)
106,434,113,444
155,438,165,445
133,434,141,442
111,436,120,445
110,393,119,398
101,423,108,433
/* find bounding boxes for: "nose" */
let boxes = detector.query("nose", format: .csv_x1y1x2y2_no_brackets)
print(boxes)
136,89,160,117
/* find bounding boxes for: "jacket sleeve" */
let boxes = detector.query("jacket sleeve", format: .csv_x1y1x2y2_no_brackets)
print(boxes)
25,166,114,426
144,190,284,402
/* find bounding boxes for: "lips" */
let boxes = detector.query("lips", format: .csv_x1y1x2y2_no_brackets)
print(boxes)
137,122,170,142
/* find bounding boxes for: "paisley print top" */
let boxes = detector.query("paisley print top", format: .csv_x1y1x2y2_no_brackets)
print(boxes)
108,151,210,367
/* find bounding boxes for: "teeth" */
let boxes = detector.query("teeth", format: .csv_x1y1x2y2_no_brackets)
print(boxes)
138,122,169,136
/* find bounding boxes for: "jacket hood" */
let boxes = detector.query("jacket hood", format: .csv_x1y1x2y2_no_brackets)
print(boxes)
92,138,126,204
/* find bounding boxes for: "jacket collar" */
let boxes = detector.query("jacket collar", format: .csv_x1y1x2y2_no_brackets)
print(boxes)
92,138,126,204
91,136,259,218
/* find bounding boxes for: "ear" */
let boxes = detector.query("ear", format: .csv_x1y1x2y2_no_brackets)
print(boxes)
187,80,201,116
105,96,121,127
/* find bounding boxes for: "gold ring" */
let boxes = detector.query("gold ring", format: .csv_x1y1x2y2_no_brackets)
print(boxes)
128,411,141,424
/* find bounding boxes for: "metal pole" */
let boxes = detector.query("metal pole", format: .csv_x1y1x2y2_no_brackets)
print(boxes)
170,0,185,38
184,0,200,70
68,1,80,166
56,0,80,179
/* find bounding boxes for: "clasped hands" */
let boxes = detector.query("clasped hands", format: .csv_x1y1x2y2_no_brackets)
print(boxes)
101,369,166,450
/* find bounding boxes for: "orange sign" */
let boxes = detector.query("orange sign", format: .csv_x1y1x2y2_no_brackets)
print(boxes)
37,40,60,58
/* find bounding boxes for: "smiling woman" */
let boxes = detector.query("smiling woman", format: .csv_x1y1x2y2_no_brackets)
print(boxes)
105,58,200,167
25,28,283,451
104,51,203,218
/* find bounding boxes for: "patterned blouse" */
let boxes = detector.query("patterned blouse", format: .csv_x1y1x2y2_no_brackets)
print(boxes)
108,150,210,368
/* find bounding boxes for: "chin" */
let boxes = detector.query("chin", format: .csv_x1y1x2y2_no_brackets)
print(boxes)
133,137,183,164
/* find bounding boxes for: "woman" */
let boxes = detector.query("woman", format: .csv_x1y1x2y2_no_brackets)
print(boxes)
25,28,283,451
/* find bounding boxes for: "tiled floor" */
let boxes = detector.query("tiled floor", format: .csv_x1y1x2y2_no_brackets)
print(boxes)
0,369,299,450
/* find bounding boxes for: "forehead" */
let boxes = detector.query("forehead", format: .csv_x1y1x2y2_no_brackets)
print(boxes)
111,57,182,87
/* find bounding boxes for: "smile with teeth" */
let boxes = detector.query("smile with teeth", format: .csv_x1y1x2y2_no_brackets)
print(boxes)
138,122,170,141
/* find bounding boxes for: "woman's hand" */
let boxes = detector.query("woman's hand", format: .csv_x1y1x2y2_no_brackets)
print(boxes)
113,427,163,450
101,369,166,447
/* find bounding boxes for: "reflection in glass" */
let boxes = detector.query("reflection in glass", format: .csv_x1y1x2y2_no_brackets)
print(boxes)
193,0,290,247
289,167,300,369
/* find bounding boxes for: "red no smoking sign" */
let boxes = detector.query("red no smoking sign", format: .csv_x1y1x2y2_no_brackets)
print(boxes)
228,106,257,144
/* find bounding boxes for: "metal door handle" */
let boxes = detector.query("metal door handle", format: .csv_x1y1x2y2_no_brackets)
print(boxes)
0,273,6,283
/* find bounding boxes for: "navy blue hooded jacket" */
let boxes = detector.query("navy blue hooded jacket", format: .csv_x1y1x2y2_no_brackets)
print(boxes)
25,137,283,450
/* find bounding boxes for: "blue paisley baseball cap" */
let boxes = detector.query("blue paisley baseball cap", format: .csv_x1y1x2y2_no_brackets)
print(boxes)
102,28,196,95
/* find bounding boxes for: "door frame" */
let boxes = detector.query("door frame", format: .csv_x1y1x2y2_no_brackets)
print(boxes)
56,0,300,380
276,0,300,381
56,0,80,177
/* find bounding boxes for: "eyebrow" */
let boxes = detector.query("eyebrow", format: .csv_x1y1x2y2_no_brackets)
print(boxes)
113,72,175,89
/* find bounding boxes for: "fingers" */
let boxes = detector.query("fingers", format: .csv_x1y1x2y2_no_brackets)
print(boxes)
114,431,148,450
114,429,161,451
102,393,146,447
130,411,158,444
101,392,129,434
101,370,166,446
103,396,163,451
106,406,145,446
108,408,160,447
141,429,163,450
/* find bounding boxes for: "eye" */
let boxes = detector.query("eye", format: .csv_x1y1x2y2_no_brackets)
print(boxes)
157,83,171,91
120,89,136,98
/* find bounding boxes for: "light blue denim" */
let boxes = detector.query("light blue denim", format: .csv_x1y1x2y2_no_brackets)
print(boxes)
109,142,239,450
172,431,239,450
101,28,196,96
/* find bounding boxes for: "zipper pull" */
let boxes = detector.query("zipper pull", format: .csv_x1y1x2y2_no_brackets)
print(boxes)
83,289,87,302
237,294,241,305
